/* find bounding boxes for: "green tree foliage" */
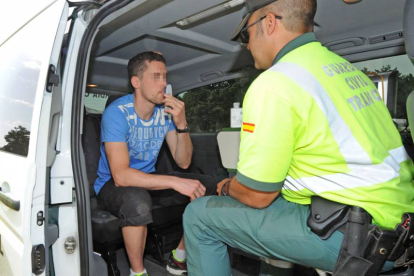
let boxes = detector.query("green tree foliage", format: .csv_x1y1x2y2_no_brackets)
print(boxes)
398,73,414,118
180,76,256,132
0,125,30,156
182,63,414,133
375,65,393,73
360,67,370,74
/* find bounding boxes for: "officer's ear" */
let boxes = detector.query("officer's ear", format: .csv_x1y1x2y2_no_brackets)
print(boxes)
265,13,278,36
131,75,141,89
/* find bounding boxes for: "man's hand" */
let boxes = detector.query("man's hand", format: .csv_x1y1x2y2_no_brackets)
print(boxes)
163,94,187,129
171,177,206,201
217,178,232,196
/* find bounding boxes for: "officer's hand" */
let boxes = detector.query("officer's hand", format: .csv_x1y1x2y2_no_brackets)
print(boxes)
171,177,206,201
217,178,232,196
163,94,188,129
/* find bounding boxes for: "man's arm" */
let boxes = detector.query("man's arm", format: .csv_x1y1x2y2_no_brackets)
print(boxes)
163,94,192,169
105,142,205,200
165,130,192,169
217,177,280,209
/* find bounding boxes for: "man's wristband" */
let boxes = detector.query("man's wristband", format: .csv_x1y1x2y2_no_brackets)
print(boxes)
221,180,231,196
176,125,189,133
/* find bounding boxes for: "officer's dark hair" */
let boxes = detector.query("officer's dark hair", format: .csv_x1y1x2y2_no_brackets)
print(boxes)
127,51,166,81
258,0,317,33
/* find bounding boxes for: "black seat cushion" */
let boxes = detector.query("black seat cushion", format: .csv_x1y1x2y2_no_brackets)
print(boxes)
91,198,123,243
91,203,185,243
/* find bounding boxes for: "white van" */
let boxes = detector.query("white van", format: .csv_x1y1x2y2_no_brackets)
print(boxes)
1,0,414,275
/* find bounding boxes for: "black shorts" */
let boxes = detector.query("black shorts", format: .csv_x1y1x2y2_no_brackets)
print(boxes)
97,172,217,227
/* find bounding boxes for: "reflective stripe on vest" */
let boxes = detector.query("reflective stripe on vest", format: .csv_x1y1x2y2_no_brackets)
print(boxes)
269,62,410,193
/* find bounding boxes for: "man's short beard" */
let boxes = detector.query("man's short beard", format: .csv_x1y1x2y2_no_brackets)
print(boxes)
151,95,164,105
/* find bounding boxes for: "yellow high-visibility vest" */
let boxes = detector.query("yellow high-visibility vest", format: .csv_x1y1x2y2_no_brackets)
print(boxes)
237,37,414,229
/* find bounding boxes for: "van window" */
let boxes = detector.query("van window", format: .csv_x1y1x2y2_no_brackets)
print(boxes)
0,34,42,157
84,92,108,114
353,55,414,121
178,76,256,132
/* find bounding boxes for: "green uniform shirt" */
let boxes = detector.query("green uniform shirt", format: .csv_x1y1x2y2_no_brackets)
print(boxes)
236,33,414,229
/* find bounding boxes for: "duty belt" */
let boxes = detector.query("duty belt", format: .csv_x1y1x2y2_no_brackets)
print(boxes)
307,196,414,276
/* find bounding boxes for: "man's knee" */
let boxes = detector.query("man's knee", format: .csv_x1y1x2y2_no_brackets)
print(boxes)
119,188,153,227
199,175,217,196
172,172,217,196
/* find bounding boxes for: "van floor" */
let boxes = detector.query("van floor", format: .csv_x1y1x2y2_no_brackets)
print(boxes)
114,248,321,276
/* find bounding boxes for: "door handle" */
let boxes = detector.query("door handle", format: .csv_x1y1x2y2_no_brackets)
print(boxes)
0,188,20,211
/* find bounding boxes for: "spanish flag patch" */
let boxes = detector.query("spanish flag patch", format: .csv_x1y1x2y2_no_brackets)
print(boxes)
243,122,255,133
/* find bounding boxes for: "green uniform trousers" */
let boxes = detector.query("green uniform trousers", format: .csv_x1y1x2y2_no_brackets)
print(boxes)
183,195,344,276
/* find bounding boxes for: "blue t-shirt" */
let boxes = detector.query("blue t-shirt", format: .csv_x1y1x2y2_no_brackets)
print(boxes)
94,94,176,194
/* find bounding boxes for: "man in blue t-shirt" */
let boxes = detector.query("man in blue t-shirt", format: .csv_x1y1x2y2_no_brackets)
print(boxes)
94,52,216,276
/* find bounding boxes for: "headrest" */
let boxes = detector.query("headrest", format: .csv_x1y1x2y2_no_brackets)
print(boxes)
105,95,124,109
404,0,414,65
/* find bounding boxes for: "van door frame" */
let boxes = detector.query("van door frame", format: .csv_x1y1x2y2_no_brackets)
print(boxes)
70,1,135,275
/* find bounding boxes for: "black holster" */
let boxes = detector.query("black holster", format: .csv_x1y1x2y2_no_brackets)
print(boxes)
307,196,414,276
333,207,378,276
334,210,414,276
307,196,350,240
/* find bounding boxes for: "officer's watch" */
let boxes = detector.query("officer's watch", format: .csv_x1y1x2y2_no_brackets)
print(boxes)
221,180,230,196
176,125,189,133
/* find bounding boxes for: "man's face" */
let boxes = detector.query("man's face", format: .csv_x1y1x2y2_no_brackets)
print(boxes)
246,12,268,70
139,61,167,104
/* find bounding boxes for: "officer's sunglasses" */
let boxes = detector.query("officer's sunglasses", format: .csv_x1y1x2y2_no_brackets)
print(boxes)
240,14,283,44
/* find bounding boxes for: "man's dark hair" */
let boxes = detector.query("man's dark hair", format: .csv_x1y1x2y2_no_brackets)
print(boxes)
127,51,166,81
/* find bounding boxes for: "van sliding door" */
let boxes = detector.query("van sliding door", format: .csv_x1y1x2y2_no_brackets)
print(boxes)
0,0,68,275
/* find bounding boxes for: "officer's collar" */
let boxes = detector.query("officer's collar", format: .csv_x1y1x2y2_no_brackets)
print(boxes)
272,32,317,65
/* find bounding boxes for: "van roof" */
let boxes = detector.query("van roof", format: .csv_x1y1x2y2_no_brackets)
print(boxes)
86,0,406,94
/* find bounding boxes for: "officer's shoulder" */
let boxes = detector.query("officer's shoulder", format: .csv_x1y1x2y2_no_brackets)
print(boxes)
251,69,290,89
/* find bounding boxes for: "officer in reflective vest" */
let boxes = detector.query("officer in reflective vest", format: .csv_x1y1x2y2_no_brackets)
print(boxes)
183,0,414,275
